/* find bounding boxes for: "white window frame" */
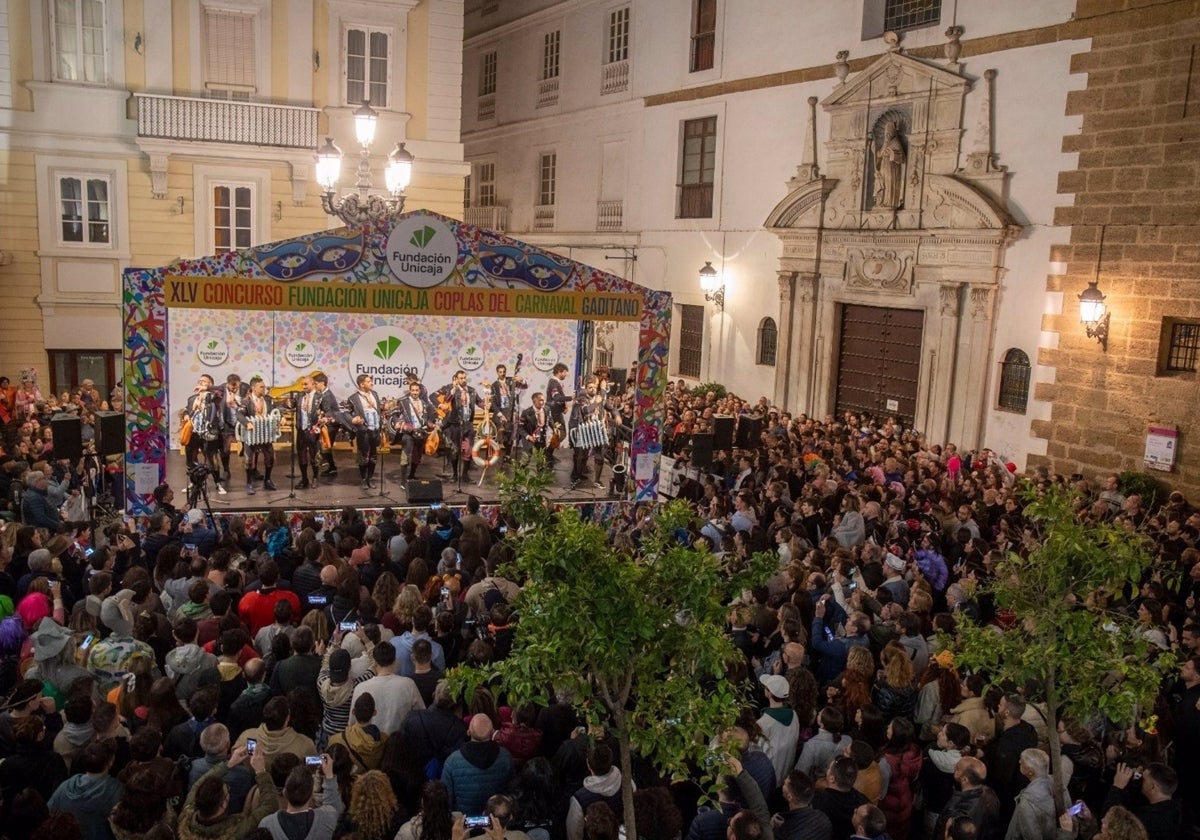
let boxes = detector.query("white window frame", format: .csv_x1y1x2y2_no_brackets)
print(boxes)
210,181,256,254
55,171,113,247
606,5,630,65
193,164,268,258
50,0,108,84
342,22,393,107
34,155,129,258
542,29,561,81
479,49,498,97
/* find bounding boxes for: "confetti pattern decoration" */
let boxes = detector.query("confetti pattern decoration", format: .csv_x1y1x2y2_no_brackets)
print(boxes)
123,211,670,512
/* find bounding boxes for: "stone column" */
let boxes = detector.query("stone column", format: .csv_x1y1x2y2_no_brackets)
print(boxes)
950,285,996,449
791,272,821,415
924,282,963,444
774,271,796,408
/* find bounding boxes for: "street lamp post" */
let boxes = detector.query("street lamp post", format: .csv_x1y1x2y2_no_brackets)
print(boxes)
314,100,414,227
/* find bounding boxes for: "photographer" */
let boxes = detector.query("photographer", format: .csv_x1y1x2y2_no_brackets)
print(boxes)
1102,762,1181,840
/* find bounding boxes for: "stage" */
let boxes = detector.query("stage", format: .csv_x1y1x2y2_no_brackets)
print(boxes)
164,440,623,516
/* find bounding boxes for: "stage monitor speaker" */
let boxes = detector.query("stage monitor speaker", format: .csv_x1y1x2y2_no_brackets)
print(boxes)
50,413,83,461
690,433,714,470
94,411,125,457
406,479,444,503
712,415,735,451
735,416,763,451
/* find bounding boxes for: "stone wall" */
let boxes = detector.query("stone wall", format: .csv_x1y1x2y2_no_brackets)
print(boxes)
1030,0,1200,496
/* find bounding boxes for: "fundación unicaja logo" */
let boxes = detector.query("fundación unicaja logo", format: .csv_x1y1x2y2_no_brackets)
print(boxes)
386,216,457,288
457,343,485,371
531,344,559,372
197,337,229,366
373,335,403,360
284,340,316,368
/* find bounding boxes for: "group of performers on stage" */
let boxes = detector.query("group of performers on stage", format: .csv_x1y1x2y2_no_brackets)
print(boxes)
178,362,633,496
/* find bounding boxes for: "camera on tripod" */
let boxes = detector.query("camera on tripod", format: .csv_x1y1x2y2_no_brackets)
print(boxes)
188,463,211,485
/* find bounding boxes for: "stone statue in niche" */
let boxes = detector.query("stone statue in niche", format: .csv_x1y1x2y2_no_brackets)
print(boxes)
873,119,907,209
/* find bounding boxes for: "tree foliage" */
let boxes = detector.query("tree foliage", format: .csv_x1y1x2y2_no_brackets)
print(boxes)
450,458,775,839
952,481,1174,812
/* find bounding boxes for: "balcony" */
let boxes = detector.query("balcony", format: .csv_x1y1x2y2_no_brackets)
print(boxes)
536,77,559,109
464,204,510,232
477,94,496,121
601,60,629,95
134,93,319,148
533,205,556,231
597,200,623,231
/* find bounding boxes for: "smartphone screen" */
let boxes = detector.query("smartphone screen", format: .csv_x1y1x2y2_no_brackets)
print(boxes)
183,543,197,553
823,627,835,641
498,525,508,534
84,547,94,557
430,502,443,510
80,632,96,650
339,621,357,632
246,738,257,755
305,755,322,766
1068,801,1085,817
464,816,490,829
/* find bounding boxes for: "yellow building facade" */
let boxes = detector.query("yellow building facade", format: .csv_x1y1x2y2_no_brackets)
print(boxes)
0,0,466,396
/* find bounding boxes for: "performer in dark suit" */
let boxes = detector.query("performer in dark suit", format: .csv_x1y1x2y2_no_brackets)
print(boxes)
219,372,250,482
293,375,323,490
237,377,277,495
436,369,484,482
344,373,386,490
490,362,527,449
392,379,437,480
181,374,227,494
311,372,344,478
519,391,550,461
568,376,605,489
545,362,571,465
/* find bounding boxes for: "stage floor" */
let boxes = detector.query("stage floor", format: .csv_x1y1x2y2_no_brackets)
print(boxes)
163,442,619,513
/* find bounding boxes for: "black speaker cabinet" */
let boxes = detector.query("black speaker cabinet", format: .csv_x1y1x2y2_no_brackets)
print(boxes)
94,411,125,457
712,415,735,451
690,433,714,470
735,416,763,450
50,413,83,461
406,479,444,503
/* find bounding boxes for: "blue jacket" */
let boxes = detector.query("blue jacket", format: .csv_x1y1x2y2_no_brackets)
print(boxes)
810,618,869,684
441,740,513,815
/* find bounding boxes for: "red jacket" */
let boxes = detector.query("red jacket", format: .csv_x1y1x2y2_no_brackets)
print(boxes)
238,587,301,636
881,743,923,836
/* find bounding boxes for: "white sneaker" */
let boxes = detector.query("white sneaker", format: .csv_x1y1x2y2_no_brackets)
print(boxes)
216,484,227,495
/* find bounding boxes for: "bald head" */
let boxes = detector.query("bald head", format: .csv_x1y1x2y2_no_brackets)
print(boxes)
782,642,806,668
468,713,495,742
319,565,339,586
955,756,987,788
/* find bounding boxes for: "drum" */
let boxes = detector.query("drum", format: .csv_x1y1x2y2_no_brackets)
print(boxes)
238,410,283,446
570,418,609,449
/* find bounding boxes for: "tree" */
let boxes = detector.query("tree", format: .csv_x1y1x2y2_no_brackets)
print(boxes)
450,459,775,839
952,481,1175,814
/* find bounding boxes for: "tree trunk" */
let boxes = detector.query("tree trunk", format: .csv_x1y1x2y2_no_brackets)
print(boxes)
615,715,638,840
1045,666,1067,815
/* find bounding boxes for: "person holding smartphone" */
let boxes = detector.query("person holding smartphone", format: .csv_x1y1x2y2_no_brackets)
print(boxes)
178,743,276,840
258,753,343,840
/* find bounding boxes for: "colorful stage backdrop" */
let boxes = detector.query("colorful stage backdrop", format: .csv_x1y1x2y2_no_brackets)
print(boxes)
123,211,671,513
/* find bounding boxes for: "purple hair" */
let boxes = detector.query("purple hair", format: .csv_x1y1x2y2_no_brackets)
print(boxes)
0,616,28,656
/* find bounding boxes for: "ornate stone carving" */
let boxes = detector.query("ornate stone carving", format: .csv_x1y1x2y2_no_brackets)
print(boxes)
939,283,961,316
148,153,169,200
872,119,907,209
848,249,912,292
885,61,903,96
944,26,964,66
777,271,797,300
835,51,850,85
969,286,994,318
796,97,821,183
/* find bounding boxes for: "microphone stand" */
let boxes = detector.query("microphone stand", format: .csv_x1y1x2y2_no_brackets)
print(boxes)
267,396,299,504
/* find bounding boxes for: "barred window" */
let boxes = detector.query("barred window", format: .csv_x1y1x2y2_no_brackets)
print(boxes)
997,348,1030,413
479,50,497,97
677,304,704,378
884,0,941,32
538,153,557,207
757,318,778,366
607,6,630,64
1159,318,1200,374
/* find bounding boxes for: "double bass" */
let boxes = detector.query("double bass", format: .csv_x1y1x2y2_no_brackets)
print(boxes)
472,381,502,467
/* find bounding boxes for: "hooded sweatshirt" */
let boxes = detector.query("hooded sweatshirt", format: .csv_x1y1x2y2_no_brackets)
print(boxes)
48,773,124,840
233,725,317,770
565,767,625,840
327,723,387,773
440,739,513,815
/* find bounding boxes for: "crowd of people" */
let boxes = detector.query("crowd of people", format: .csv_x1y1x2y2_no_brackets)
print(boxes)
0,376,1196,840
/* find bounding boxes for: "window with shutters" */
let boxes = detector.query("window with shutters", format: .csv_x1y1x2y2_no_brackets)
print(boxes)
344,25,391,107
212,183,254,254
677,304,704,378
203,7,256,100
463,174,472,209
757,318,778,366
538,153,557,207
690,0,715,72
607,6,630,64
997,348,1030,413
51,0,106,83
678,116,717,219
479,50,497,96
57,173,111,246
